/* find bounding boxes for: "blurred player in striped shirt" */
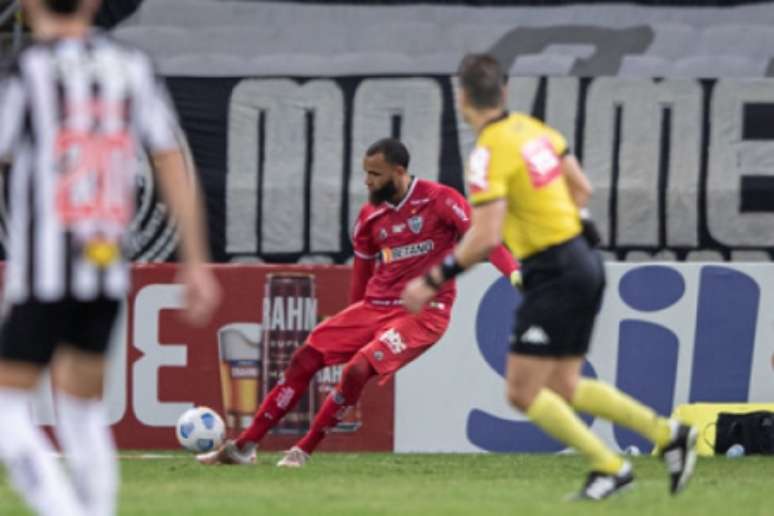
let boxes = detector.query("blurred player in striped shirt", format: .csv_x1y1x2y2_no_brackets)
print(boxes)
0,1,220,514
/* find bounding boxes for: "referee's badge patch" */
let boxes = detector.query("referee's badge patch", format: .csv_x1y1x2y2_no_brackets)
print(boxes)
408,215,423,234
467,146,490,192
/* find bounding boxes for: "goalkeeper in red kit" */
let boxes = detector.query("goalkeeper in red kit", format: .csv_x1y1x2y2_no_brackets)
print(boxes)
198,138,519,467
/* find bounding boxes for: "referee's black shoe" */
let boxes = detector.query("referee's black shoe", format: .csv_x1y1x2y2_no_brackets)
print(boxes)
573,461,634,501
660,423,699,495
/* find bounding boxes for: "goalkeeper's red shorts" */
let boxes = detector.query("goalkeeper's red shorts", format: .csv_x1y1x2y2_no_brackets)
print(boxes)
306,300,450,379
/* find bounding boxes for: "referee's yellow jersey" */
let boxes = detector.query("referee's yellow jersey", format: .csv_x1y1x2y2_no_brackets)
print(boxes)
467,112,582,260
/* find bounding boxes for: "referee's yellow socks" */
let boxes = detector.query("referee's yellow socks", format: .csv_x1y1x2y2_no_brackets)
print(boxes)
571,378,673,448
526,389,624,475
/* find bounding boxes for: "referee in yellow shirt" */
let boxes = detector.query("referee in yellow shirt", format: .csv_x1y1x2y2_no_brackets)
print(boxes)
403,54,698,500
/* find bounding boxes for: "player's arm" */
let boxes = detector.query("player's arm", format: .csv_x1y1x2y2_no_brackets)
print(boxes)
350,209,378,303
448,199,507,270
403,141,514,311
543,124,592,210
547,123,600,247
154,151,220,325
562,154,592,209
350,256,374,303
402,199,506,313
561,154,601,247
139,56,220,325
442,187,519,285
488,244,521,287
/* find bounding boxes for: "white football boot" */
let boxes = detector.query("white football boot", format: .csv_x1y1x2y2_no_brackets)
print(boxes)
196,440,256,465
276,446,309,468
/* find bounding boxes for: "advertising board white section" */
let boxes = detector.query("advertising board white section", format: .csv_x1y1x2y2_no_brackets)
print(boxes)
395,263,774,452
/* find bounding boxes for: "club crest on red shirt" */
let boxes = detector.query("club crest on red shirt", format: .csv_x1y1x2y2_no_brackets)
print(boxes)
408,215,423,234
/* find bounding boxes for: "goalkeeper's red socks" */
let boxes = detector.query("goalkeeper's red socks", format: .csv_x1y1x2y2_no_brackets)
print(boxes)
297,355,376,454
236,345,324,449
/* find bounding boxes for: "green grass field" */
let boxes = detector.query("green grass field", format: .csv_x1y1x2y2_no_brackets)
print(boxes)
1,452,772,515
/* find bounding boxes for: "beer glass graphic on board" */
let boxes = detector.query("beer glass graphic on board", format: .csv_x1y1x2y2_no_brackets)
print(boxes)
218,323,262,432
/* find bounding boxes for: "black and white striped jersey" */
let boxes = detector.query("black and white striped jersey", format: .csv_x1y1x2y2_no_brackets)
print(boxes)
0,32,179,303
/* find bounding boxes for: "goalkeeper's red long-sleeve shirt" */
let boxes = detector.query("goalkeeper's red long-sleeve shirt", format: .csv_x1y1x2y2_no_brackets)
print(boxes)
349,178,517,304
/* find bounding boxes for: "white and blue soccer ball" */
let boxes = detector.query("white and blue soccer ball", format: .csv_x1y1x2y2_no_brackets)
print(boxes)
175,406,226,453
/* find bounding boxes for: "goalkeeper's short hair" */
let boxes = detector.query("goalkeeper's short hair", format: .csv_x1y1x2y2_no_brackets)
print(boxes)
43,0,82,14
365,138,410,169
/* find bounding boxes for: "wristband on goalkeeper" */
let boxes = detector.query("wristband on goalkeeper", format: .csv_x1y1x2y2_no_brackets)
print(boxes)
440,253,465,280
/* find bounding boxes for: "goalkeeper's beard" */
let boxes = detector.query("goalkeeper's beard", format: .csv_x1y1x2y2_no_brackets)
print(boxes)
369,180,399,205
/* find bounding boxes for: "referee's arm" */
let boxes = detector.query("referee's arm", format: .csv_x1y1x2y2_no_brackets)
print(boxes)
562,155,592,209
448,199,506,269
401,199,506,313
562,155,602,247
154,150,221,325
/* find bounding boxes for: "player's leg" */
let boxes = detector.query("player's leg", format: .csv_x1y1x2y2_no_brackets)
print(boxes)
200,346,327,465
0,302,83,516
561,243,695,496
199,342,329,465
510,249,631,500
279,304,450,466
553,355,697,495
234,344,326,448
558,240,694,495
279,354,377,466
53,297,122,516
549,280,676,452
54,347,118,516
553,357,674,447
505,353,630,494
201,302,390,464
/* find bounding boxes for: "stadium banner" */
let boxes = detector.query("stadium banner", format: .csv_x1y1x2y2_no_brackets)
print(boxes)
266,1,767,5
167,75,774,264
394,262,774,453
29,264,395,451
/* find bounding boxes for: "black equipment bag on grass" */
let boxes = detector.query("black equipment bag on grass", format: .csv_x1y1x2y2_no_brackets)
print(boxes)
714,411,774,455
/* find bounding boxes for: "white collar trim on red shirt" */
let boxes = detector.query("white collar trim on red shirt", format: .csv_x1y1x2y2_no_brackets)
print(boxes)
385,177,418,212
362,207,388,225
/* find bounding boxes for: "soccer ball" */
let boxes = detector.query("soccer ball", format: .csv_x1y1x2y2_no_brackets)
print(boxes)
175,406,226,453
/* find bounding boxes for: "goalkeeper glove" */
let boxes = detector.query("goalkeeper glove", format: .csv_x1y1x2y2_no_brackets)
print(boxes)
579,208,602,248
510,269,522,290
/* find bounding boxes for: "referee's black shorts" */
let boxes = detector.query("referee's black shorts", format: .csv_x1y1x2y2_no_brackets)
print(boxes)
0,296,120,365
510,235,605,358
